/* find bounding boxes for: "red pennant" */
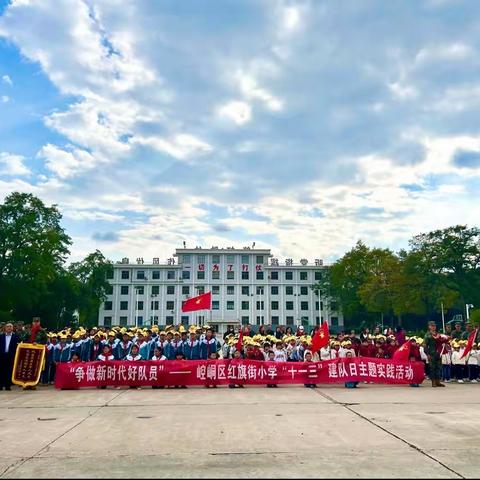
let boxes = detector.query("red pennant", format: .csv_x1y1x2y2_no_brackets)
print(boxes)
181,291,212,312
392,339,411,362
460,328,478,360
311,322,330,354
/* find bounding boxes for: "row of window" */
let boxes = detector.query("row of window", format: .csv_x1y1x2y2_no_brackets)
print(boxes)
179,254,266,265
102,315,340,328
106,300,333,312
111,285,326,297
117,270,323,281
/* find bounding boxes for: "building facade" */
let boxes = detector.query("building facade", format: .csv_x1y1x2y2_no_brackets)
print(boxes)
98,247,343,334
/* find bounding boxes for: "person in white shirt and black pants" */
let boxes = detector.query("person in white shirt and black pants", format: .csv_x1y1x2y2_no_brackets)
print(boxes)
0,323,20,391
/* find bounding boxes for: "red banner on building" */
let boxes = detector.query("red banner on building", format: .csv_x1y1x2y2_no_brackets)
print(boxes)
55,358,424,389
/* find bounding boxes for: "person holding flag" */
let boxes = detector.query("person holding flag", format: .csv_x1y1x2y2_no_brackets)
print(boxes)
310,321,330,360
460,326,479,382
424,321,450,388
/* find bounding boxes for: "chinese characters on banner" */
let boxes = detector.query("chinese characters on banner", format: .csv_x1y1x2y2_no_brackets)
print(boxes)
12,343,46,388
55,358,424,389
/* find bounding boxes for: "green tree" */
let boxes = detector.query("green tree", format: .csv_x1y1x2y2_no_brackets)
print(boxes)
0,192,71,323
69,250,113,327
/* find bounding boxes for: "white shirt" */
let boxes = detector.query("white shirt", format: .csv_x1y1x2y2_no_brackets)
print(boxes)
151,355,166,361
126,354,142,361
4,333,12,353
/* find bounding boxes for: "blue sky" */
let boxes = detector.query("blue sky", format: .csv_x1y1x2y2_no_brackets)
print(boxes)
1,0,480,263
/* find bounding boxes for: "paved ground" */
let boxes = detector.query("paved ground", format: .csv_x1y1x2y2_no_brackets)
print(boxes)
0,383,479,478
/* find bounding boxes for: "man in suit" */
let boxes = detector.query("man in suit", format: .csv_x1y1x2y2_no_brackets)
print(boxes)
0,323,20,390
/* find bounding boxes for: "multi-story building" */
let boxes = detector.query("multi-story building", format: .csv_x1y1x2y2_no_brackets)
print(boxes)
98,246,343,334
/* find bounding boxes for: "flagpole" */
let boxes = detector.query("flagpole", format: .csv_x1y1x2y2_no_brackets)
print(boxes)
441,302,445,333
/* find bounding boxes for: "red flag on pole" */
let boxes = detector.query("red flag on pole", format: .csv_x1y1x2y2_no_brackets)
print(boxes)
392,339,412,362
236,329,244,351
460,328,478,360
311,322,330,354
182,291,212,312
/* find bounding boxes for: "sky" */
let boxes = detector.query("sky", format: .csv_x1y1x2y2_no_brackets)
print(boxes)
1,0,480,264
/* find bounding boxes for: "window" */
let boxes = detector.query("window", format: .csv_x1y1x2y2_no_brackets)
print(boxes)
270,271,279,280
136,316,143,326
212,271,220,280
331,316,339,326
300,286,308,295
315,271,322,281
256,286,264,295
256,271,264,280
227,301,234,310
212,301,220,310
121,270,129,279
242,301,249,310
271,316,279,324
136,301,144,310
286,286,294,295
242,286,249,295
197,254,205,263
320,301,324,310
182,286,190,295
301,301,309,311
285,271,293,280
106,269,114,279
286,316,294,326
120,301,128,310
241,271,249,280
301,317,309,326
226,254,235,263
151,301,159,310
271,301,279,310
105,284,113,295
121,285,129,295
256,301,264,310
166,301,174,310
241,316,249,325
119,316,128,326
152,286,159,295
315,301,319,310
167,270,176,280
104,316,112,327
331,302,338,311
197,286,205,295
227,286,235,295
256,255,264,264
227,271,235,280
137,270,145,280
300,271,308,281
182,270,190,280
271,286,279,295
166,316,174,325
167,286,175,295
212,285,220,295
104,301,112,310
197,271,205,280
182,254,191,264
135,286,144,295
152,270,160,280
212,254,220,263
241,254,249,264
316,316,320,325
286,301,294,310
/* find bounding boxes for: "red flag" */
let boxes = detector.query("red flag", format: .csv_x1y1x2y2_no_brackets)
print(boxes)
392,339,411,362
181,291,212,312
236,330,244,351
311,322,329,354
460,328,478,360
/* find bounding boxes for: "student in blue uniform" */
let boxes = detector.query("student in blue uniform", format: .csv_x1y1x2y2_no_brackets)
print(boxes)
183,331,201,360
116,333,132,360
200,328,220,360
53,336,72,364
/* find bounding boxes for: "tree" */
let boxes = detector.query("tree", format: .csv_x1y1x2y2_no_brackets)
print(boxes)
0,192,71,322
69,250,113,327
409,225,480,309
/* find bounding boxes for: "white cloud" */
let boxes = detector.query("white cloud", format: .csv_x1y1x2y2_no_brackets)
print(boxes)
236,70,283,111
283,7,300,31
1,95,9,103
37,144,97,178
216,100,252,126
2,74,12,85
0,152,30,175
415,43,474,64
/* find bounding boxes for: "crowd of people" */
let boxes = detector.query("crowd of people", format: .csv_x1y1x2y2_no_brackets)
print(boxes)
0,319,478,390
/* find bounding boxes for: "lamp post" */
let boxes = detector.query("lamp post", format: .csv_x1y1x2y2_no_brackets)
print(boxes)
466,304,474,322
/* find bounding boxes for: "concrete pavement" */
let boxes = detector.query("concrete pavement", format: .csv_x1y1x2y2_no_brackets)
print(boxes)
0,383,479,478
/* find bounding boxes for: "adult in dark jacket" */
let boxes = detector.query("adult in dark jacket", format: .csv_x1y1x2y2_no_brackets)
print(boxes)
0,323,20,390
